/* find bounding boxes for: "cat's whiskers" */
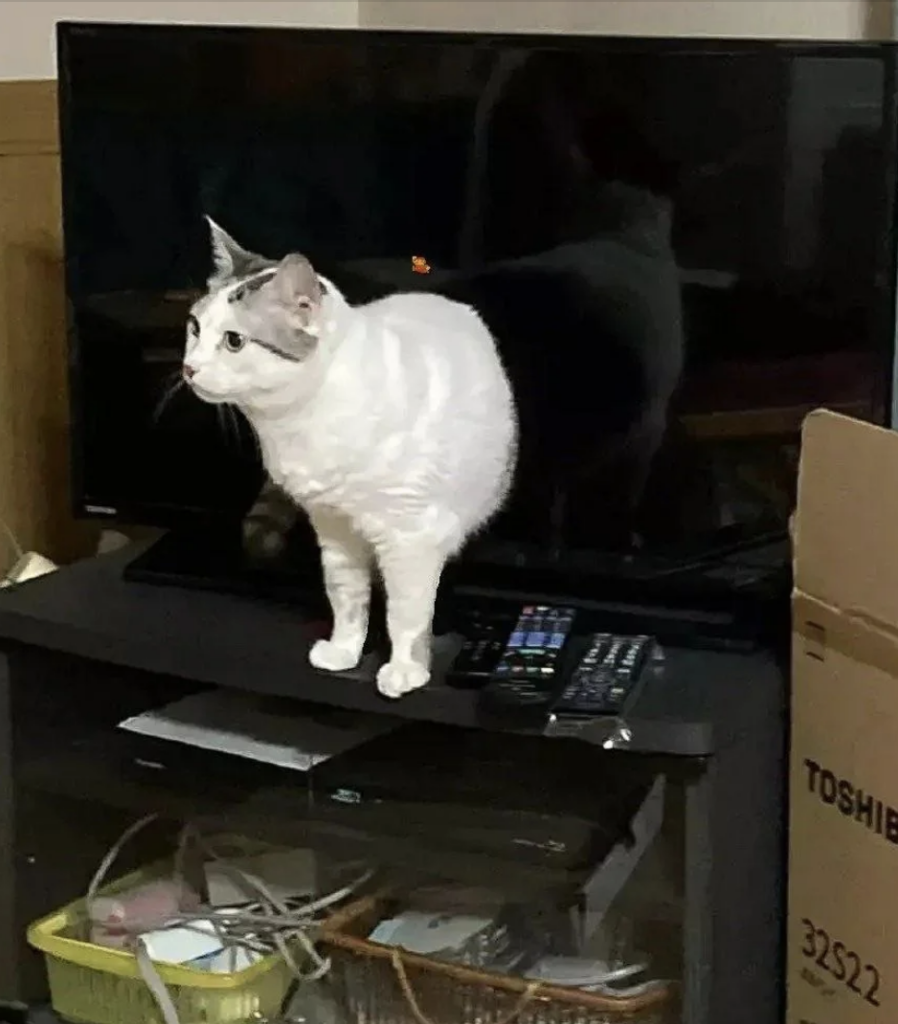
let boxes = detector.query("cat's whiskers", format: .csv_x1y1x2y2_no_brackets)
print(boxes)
214,406,228,444
211,402,257,457
152,372,185,424
225,404,245,448
235,408,263,460
222,404,243,449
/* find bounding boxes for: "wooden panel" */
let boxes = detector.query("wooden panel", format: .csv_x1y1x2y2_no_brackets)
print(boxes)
0,79,96,569
0,81,58,151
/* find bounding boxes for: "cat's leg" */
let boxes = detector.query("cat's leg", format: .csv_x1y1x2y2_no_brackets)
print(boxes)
308,510,373,673
375,538,448,699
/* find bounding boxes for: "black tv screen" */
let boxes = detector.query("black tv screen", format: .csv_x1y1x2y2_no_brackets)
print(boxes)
58,23,898,587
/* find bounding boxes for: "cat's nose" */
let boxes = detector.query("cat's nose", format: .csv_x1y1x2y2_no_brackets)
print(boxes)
182,364,197,380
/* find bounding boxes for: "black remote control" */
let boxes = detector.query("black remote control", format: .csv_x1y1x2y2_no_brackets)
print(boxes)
479,604,577,709
446,605,519,688
549,632,656,718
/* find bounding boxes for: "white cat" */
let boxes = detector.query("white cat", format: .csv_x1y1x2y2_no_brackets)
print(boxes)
184,219,518,698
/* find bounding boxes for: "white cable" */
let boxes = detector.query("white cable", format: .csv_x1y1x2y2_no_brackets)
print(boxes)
189,851,331,980
0,517,23,562
0,515,26,585
86,812,159,903
136,939,182,1024
86,816,373,1024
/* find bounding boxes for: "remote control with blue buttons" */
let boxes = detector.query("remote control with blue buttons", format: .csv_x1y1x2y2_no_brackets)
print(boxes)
479,604,577,709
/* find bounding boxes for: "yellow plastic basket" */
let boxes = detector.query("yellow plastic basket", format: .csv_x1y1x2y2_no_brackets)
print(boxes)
28,839,309,1024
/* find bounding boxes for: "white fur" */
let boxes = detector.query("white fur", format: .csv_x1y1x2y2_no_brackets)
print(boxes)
186,242,517,699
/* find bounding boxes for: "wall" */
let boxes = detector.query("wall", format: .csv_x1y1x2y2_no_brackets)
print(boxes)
359,0,890,39
0,0,884,81
0,0,359,80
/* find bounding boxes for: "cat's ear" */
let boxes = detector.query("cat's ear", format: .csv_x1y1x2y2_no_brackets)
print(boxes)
205,216,264,289
271,253,323,332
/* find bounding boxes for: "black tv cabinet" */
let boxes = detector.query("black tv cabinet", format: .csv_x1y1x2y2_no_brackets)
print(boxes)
0,547,786,1024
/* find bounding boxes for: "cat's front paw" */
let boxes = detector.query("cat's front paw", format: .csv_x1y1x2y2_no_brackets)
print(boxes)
376,660,430,699
309,639,362,673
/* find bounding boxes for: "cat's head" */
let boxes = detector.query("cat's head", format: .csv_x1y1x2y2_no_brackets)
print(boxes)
183,218,327,407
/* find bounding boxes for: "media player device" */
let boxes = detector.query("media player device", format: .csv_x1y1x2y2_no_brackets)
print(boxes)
310,724,656,871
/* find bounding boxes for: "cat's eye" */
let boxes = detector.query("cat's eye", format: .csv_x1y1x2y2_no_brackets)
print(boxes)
223,330,246,353
186,315,199,337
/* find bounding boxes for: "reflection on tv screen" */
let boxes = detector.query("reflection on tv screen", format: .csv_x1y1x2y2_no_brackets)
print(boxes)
60,25,894,574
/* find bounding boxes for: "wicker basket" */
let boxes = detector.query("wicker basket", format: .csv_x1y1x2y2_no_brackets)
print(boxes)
319,890,678,1024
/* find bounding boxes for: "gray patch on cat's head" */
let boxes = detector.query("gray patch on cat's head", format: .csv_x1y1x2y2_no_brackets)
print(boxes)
206,216,276,290
199,218,330,364
226,269,278,305
222,252,328,363
226,267,330,308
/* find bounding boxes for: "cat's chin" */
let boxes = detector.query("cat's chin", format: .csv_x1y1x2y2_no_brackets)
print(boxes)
188,384,229,405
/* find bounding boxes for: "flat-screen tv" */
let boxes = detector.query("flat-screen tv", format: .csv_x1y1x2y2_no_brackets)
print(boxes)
57,22,898,606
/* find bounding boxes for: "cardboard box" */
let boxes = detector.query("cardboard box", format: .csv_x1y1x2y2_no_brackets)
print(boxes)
788,409,898,1024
